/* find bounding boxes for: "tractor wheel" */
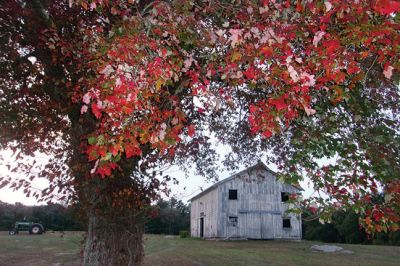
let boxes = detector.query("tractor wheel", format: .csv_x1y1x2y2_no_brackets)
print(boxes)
9,229,17,235
29,225,43,235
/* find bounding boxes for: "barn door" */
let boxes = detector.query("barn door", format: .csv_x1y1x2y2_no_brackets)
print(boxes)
239,213,262,239
200,217,204,237
261,213,274,239
226,216,238,238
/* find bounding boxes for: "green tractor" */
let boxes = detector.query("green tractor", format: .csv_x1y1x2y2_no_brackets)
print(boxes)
9,220,45,235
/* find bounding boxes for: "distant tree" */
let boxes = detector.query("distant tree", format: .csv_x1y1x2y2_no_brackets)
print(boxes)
303,208,400,245
303,211,342,243
0,201,85,231
0,201,18,229
32,203,85,231
145,198,190,235
334,211,367,244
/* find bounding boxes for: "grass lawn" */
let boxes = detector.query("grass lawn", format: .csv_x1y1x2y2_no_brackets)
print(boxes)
0,231,82,265
0,232,399,265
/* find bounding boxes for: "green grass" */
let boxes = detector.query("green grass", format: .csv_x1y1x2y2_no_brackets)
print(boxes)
0,232,399,265
143,235,400,266
0,231,82,265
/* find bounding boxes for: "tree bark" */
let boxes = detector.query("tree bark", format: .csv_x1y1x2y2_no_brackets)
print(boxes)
83,213,144,266
68,108,146,265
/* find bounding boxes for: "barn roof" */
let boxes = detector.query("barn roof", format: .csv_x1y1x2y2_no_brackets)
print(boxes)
189,161,303,202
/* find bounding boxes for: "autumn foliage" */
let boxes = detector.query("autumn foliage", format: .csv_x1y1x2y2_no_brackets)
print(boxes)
0,0,399,254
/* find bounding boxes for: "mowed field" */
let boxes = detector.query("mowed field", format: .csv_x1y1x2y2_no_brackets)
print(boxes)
0,232,399,266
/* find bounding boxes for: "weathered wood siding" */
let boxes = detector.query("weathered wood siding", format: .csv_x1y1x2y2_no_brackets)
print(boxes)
190,188,219,238
217,167,301,239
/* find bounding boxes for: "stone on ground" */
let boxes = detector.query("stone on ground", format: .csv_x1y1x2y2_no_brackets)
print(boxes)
310,245,343,253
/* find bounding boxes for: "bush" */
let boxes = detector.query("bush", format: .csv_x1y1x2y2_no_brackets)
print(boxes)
179,230,189,238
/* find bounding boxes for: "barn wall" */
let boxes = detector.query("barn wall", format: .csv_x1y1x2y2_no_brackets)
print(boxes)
190,188,219,238
217,167,302,239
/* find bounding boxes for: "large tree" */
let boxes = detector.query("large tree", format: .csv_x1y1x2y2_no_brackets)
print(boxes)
1,0,399,264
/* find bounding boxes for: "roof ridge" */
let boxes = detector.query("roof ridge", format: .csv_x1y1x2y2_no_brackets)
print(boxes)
189,161,303,201
189,161,274,201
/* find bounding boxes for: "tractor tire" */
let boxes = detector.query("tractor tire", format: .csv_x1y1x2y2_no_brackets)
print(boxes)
29,225,43,235
9,229,17,235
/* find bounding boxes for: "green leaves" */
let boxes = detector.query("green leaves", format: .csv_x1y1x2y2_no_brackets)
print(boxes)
88,137,97,145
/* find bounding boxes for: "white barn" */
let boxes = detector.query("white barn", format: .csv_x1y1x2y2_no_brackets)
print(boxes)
189,161,302,239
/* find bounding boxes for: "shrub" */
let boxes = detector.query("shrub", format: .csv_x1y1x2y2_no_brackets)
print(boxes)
179,230,189,238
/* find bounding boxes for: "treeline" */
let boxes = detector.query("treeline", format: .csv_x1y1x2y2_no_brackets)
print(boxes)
145,198,190,235
0,198,190,234
0,201,85,231
7,199,399,245
303,210,400,246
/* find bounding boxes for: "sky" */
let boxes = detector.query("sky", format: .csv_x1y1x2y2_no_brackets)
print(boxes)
0,149,314,206
0,149,50,205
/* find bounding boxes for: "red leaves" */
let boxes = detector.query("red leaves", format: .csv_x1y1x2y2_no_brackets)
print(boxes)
97,165,112,178
91,102,102,119
262,130,273,138
187,125,195,137
59,0,400,231
249,104,257,114
110,143,120,156
87,145,101,161
374,0,400,16
243,66,257,80
364,216,373,228
323,39,341,55
309,206,318,214
372,209,385,222
125,144,142,159
362,194,371,203
249,89,316,138
260,46,273,58
76,29,192,175
97,163,118,178
347,63,361,75
270,97,287,111
249,101,277,138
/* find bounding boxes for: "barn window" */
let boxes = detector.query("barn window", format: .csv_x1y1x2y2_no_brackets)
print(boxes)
229,216,238,227
229,189,238,200
283,218,291,228
281,192,290,202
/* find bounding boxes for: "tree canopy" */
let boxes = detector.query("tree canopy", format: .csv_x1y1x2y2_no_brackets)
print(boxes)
0,0,399,264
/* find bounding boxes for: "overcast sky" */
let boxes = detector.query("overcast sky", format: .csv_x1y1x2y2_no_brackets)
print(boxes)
0,151,314,206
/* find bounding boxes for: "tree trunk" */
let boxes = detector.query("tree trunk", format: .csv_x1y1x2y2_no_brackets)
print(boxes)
68,102,149,265
83,214,144,266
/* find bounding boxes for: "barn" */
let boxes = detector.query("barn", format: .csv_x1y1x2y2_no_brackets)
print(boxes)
189,161,302,239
